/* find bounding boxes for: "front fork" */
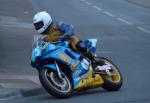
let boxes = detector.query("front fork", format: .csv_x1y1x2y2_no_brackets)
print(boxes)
54,61,63,78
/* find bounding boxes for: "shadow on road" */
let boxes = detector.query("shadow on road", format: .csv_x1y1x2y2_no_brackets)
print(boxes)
22,87,117,99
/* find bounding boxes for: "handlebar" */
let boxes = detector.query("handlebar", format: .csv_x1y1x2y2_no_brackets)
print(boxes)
53,35,71,43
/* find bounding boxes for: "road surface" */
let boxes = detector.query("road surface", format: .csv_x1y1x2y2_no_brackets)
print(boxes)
0,0,150,103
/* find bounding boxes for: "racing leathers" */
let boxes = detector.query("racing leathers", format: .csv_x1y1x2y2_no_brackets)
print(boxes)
42,21,94,60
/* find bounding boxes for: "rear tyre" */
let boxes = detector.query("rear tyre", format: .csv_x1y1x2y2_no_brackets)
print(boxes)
95,57,123,91
39,69,73,98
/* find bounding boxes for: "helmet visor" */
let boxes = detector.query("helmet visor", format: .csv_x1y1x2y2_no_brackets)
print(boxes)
34,21,44,30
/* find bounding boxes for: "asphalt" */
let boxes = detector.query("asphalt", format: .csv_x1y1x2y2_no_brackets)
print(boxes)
128,0,150,8
0,0,150,103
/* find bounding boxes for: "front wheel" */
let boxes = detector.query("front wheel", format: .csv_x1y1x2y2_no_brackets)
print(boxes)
95,57,123,91
39,69,73,98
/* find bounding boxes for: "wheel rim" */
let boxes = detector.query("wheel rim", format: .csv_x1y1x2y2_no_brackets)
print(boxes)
103,60,121,83
45,70,71,93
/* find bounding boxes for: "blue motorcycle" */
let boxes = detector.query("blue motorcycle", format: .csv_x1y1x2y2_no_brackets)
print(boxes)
31,35,123,98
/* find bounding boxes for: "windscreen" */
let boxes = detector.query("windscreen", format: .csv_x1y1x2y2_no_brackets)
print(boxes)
32,35,46,49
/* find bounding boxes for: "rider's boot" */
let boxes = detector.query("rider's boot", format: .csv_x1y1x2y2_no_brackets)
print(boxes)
76,40,106,70
84,51,108,72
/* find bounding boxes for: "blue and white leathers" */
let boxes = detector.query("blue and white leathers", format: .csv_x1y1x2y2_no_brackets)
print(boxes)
31,35,97,88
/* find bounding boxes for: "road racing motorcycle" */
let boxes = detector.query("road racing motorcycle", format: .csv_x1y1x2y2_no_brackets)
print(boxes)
31,35,123,98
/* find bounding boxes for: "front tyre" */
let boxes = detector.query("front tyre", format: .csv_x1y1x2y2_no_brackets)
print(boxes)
39,69,73,98
95,57,123,91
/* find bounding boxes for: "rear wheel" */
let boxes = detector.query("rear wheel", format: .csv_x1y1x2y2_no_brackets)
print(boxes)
39,69,73,98
95,57,123,91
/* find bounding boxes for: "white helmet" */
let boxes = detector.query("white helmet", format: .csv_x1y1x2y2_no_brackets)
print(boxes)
33,11,52,34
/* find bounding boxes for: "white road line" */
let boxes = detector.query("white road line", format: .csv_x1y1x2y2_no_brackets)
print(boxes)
0,96,19,101
0,15,33,29
24,11,29,14
117,18,132,25
0,22,34,29
0,75,40,85
93,5,103,11
97,51,113,54
103,11,115,17
0,15,17,22
101,36,129,40
85,2,92,5
137,26,150,34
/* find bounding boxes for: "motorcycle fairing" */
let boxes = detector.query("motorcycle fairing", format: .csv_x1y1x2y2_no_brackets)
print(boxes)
32,36,104,90
32,45,42,63
71,62,89,87
74,66,104,90
41,64,57,70
39,43,93,88
41,47,80,67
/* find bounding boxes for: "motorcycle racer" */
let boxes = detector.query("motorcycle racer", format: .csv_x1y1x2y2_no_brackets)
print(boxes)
33,11,94,61
30,12,123,98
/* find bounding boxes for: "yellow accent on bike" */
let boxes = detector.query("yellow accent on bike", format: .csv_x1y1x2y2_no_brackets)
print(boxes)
70,61,80,71
59,54,70,63
75,66,104,90
104,71,121,83
104,61,121,83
